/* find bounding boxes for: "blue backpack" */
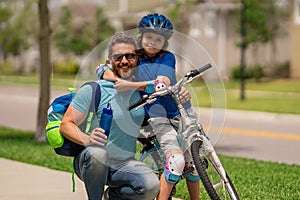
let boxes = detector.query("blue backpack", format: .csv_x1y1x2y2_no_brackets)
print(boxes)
46,82,101,157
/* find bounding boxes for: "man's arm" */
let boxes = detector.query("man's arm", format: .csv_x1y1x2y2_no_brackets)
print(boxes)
60,105,107,147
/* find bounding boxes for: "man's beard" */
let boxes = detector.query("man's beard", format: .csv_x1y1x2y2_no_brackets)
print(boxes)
120,67,134,80
113,64,135,80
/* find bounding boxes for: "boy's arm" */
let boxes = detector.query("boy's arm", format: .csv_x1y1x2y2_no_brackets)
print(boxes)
96,64,155,92
103,70,120,82
96,64,119,82
156,76,191,103
114,79,155,93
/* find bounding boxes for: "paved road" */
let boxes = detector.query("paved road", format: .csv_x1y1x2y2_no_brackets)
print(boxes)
0,85,299,199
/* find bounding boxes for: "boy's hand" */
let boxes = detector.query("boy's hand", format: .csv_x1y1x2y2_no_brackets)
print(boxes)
114,79,132,91
179,86,191,104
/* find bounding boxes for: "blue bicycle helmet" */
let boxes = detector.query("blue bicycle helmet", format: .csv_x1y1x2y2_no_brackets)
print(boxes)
138,13,173,39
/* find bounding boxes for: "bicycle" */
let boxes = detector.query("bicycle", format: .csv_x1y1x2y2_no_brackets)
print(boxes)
129,63,240,200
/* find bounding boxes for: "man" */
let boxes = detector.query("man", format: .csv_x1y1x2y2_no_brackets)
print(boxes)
60,32,159,200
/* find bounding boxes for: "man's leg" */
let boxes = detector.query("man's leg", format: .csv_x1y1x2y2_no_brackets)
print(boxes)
74,146,109,200
108,159,159,200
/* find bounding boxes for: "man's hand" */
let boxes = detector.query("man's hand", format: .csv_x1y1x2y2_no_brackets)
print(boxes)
178,86,191,104
87,128,108,146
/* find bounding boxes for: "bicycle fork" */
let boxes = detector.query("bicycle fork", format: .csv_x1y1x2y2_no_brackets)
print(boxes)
199,129,239,199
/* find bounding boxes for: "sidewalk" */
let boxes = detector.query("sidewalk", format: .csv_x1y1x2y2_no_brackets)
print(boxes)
0,158,182,200
0,158,87,200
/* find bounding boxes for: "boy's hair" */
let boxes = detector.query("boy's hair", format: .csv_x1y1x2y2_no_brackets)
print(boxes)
108,33,138,55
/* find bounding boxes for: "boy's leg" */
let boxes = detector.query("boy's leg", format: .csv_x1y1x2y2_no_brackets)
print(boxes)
148,117,185,199
157,174,175,200
186,180,200,200
184,150,201,200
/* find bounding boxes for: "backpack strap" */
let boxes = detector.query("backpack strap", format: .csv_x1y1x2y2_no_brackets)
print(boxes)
79,81,101,133
86,81,101,112
71,82,101,192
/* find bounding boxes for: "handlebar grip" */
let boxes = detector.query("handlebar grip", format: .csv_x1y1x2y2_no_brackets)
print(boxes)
186,63,212,78
197,63,212,74
127,95,148,111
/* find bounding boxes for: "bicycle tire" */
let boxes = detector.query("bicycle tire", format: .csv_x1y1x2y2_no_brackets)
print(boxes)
191,140,240,200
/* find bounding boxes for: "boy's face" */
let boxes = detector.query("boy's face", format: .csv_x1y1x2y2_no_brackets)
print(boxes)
109,43,137,79
142,32,166,57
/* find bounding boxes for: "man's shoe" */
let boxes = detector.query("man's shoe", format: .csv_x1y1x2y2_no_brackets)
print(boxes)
103,187,109,200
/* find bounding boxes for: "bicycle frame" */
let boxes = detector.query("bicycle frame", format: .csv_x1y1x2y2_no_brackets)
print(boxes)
130,63,240,200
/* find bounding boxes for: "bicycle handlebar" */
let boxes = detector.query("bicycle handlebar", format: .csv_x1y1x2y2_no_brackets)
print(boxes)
185,63,212,79
127,95,149,111
127,63,212,111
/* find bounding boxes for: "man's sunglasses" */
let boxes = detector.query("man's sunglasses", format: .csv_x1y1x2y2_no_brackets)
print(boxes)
111,53,136,61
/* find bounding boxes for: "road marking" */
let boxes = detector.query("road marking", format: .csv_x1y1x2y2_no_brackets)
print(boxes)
206,126,300,141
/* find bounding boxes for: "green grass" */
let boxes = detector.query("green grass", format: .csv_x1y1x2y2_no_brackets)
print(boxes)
0,74,76,89
175,156,300,200
1,127,299,200
0,127,73,172
224,79,300,93
190,79,300,114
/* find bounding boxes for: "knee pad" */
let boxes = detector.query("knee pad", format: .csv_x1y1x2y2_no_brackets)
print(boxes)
164,153,185,184
167,153,185,175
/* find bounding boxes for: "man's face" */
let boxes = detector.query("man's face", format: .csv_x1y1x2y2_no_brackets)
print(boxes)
109,43,137,79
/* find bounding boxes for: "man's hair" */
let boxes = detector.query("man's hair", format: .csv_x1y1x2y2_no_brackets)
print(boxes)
108,32,138,55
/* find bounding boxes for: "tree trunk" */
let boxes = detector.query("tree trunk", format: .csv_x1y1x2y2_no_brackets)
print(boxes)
240,0,247,101
36,0,51,141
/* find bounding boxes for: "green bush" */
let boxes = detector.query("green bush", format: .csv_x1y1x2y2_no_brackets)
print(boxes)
0,60,14,75
52,60,79,75
249,65,264,81
231,65,264,81
271,61,290,78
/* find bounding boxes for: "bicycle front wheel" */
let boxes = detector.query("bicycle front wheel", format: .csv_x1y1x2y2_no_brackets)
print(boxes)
191,140,240,200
